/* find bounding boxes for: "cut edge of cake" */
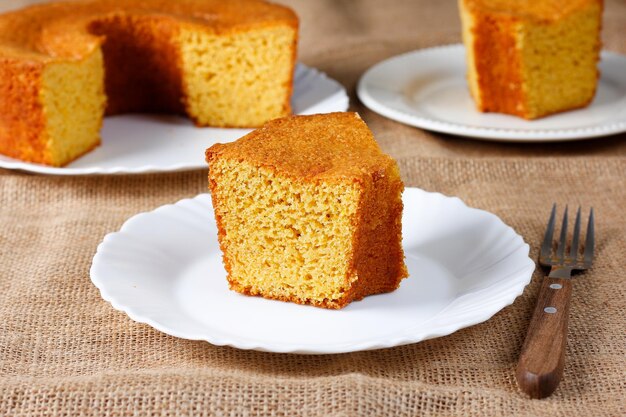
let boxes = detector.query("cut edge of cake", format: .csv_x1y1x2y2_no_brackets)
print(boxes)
206,112,408,309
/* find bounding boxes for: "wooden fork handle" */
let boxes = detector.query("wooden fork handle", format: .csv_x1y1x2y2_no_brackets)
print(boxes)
516,277,572,399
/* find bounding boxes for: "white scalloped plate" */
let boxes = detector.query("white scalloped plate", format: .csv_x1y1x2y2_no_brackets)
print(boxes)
357,44,626,141
0,64,348,175
90,188,535,354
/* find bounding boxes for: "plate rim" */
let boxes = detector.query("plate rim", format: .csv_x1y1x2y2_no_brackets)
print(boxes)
90,187,535,354
357,43,626,142
0,63,349,176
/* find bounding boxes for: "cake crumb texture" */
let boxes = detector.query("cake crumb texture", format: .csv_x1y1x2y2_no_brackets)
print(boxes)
206,112,408,309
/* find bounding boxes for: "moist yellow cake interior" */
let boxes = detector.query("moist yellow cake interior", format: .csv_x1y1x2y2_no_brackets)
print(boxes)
209,158,361,304
518,3,602,118
180,25,295,127
41,49,106,167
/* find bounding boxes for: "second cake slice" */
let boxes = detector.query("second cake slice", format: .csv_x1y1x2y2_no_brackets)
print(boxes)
206,112,407,309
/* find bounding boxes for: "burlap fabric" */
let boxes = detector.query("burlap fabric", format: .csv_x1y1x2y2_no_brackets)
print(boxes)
1,0,625,415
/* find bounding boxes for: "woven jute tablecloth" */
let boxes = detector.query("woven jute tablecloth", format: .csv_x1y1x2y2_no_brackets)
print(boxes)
1,0,625,415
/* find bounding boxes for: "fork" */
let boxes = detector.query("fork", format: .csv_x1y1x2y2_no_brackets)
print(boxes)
516,204,595,399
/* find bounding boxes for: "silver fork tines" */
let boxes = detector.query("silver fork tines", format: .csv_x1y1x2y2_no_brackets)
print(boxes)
584,208,595,265
538,204,595,272
540,204,557,262
569,207,581,261
556,205,568,262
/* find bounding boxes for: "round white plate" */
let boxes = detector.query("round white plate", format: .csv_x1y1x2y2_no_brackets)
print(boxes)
357,44,626,141
0,64,348,175
90,188,535,354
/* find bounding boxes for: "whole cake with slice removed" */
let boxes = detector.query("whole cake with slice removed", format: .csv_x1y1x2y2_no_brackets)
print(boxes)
459,0,603,119
206,112,408,309
0,0,297,166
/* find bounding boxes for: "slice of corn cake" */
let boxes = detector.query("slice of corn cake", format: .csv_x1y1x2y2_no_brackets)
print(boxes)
459,0,602,119
205,112,408,309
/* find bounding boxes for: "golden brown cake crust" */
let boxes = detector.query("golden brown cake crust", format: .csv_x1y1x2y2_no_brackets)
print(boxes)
207,113,408,309
207,112,397,183
0,0,297,60
0,61,49,164
470,11,526,117
463,0,600,22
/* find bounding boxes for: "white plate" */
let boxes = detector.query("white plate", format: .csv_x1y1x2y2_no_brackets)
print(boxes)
357,44,626,141
0,64,348,175
90,188,535,354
